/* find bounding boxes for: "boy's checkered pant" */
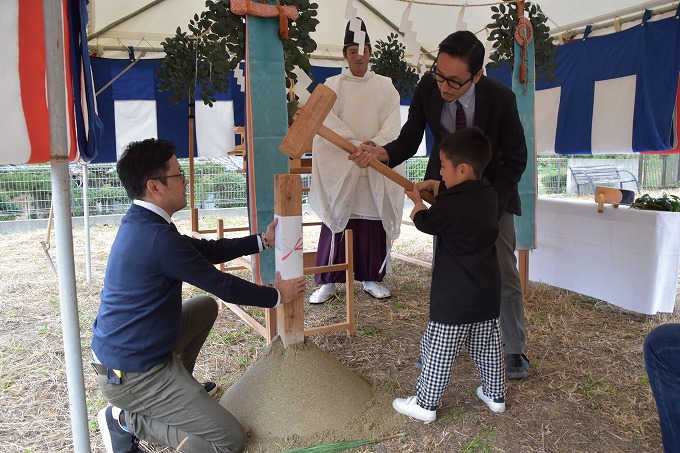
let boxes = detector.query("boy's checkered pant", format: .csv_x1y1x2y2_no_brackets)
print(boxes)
416,318,505,411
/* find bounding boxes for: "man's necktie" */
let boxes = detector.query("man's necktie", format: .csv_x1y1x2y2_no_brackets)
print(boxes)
455,100,467,131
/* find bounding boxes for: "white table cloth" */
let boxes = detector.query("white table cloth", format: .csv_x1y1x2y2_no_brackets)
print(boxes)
529,198,680,314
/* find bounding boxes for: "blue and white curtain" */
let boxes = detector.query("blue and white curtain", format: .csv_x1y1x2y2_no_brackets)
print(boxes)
90,12,680,162
489,11,680,155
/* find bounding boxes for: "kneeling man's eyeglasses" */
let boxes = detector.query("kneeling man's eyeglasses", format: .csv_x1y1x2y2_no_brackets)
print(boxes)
152,169,185,182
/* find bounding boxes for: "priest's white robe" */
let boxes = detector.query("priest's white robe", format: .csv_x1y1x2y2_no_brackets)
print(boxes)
309,69,405,240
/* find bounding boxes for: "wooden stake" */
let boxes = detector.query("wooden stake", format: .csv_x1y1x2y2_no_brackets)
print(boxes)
518,250,529,296
190,207,199,233
218,219,225,272
344,229,355,336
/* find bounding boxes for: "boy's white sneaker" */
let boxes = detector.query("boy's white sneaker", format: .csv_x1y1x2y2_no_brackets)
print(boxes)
392,396,436,423
476,386,506,413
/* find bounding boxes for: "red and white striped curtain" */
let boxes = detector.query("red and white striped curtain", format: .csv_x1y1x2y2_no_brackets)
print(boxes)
0,0,100,164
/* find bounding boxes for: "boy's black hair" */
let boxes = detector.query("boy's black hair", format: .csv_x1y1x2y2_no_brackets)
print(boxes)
438,30,485,75
439,127,492,178
116,138,177,200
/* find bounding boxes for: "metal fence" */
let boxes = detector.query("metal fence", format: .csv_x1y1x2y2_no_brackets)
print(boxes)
537,154,680,195
1,155,678,221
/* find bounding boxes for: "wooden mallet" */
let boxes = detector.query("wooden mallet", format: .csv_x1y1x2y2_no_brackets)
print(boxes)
595,185,635,213
280,84,435,204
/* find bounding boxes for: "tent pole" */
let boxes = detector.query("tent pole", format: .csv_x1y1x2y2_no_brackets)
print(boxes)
188,39,196,230
43,1,91,451
95,52,145,96
83,162,91,283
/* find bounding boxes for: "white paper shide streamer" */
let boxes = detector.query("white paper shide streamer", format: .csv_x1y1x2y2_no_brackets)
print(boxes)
274,214,303,280
345,0,366,56
344,0,357,22
399,1,420,66
234,63,245,93
457,4,468,31
292,67,313,104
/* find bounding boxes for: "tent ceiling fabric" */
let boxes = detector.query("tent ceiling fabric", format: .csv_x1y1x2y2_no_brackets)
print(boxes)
88,0,679,61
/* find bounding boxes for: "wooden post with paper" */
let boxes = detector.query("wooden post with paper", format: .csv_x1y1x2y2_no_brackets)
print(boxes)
274,174,305,347
273,173,356,345
280,84,435,204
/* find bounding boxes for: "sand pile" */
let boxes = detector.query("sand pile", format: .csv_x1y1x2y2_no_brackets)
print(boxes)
220,337,405,452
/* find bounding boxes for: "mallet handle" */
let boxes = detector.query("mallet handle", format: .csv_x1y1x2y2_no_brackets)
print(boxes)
317,125,436,205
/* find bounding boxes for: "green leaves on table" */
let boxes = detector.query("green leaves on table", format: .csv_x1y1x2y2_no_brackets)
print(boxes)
630,193,680,212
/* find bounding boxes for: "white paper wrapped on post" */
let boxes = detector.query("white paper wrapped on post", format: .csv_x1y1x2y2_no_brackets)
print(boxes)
274,214,303,280
273,174,305,348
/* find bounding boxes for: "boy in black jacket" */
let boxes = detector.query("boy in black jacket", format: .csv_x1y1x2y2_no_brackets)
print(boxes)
394,127,505,422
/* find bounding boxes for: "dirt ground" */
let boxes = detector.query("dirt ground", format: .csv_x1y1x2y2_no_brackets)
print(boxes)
1,203,678,452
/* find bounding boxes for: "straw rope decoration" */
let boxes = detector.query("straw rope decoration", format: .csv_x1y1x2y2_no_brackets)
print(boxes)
376,0,527,63
397,0,517,6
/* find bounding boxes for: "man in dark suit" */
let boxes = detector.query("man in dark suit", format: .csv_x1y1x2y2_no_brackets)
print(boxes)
92,138,306,453
351,30,529,379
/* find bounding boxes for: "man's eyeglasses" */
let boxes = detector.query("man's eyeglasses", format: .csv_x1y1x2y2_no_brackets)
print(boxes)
431,63,477,90
151,169,186,182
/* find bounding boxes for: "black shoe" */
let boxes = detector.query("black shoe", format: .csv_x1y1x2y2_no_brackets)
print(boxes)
507,354,531,379
202,381,218,396
97,406,140,453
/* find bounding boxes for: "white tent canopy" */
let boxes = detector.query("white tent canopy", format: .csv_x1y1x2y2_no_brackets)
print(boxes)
84,0,680,160
88,0,680,62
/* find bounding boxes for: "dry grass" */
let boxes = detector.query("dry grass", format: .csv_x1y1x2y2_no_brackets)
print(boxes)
0,203,678,452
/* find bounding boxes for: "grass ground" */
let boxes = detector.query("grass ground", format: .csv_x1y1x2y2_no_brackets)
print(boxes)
1,194,678,452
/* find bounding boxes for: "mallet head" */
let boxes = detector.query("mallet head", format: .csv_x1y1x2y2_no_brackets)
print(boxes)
280,84,337,159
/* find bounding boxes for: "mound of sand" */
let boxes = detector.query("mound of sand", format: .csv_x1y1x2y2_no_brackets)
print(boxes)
220,337,406,452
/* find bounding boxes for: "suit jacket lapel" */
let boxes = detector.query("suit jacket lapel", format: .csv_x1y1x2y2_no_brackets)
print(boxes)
473,76,490,128
428,88,445,139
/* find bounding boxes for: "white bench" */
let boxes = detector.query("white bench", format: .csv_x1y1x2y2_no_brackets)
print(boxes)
568,165,640,195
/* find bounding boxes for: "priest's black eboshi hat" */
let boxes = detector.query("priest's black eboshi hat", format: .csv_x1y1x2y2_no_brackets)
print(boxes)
343,18,371,51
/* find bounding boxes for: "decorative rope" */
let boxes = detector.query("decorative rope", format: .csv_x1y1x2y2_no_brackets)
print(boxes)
230,0,299,19
395,0,518,6
391,0,523,62
277,2,288,39
230,0,300,39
